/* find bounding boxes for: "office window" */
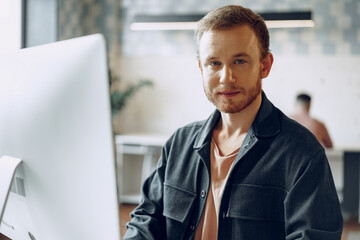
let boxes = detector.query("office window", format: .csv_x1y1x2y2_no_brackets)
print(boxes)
0,0,22,50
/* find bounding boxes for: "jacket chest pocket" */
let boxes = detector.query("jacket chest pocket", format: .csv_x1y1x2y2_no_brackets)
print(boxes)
226,184,287,221
163,182,196,223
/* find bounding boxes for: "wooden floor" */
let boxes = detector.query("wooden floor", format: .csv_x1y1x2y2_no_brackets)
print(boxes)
1,204,359,239
120,204,360,240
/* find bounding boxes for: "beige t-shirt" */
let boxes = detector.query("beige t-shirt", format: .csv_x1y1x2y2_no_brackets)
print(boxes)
194,139,239,240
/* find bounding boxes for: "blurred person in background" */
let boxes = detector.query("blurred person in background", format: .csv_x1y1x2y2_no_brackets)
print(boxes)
290,93,333,148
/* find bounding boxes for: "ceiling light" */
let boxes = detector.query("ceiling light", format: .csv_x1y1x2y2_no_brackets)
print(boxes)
130,11,314,31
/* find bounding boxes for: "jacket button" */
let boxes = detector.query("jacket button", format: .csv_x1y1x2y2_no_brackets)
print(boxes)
200,190,206,198
190,225,195,230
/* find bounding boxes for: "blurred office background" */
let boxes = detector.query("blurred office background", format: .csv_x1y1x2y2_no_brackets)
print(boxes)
57,0,360,149
1,0,359,146
5,0,358,148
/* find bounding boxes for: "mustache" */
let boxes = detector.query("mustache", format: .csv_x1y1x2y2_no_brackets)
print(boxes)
215,85,245,93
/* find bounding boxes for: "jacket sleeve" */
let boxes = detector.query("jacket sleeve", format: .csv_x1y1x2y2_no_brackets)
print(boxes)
284,149,343,240
122,144,168,240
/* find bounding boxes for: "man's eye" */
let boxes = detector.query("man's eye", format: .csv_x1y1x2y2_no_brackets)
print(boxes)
234,59,246,64
210,61,221,66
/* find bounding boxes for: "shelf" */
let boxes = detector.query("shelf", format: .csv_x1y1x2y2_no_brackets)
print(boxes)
115,134,167,147
120,193,141,204
121,145,161,155
115,134,168,205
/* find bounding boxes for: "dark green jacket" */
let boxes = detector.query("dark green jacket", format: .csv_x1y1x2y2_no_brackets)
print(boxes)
123,92,343,240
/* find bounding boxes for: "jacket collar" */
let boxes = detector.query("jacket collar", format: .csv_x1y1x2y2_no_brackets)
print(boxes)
193,91,280,149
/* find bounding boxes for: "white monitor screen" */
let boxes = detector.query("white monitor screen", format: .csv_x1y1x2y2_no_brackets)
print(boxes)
0,34,121,240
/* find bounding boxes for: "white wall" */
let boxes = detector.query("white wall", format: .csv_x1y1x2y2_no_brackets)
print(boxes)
114,55,214,136
264,55,360,148
114,54,360,148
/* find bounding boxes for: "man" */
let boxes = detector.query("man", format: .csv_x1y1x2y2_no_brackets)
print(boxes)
123,5,343,240
290,93,333,148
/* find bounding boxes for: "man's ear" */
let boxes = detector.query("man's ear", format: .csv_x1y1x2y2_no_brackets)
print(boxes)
198,59,203,77
260,53,274,79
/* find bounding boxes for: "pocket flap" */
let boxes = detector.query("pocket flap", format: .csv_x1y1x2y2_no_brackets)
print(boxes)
227,184,287,221
163,182,196,223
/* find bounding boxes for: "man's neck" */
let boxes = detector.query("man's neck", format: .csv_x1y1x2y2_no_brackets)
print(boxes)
212,93,262,156
293,109,310,120
217,94,262,136
295,106,310,116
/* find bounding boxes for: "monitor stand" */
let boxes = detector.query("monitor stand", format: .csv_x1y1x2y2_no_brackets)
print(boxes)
0,156,22,222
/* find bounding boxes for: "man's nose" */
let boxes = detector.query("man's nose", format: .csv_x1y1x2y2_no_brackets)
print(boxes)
219,65,235,84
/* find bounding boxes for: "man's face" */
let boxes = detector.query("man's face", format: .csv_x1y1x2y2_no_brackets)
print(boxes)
198,25,273,114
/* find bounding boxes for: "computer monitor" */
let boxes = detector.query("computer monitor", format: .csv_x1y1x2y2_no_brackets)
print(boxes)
0,34,121,240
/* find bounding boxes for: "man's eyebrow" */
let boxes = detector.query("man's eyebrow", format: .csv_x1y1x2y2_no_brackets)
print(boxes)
203,56,218,62
233,53,250,58
203,53,250,62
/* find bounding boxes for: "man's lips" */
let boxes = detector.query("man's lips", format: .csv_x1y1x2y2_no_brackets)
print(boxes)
218,90,241,97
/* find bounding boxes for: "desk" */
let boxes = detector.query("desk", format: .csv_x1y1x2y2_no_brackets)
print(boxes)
326,148,360,221
115,138,360,216
115,134,168,204
342,150,360,220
